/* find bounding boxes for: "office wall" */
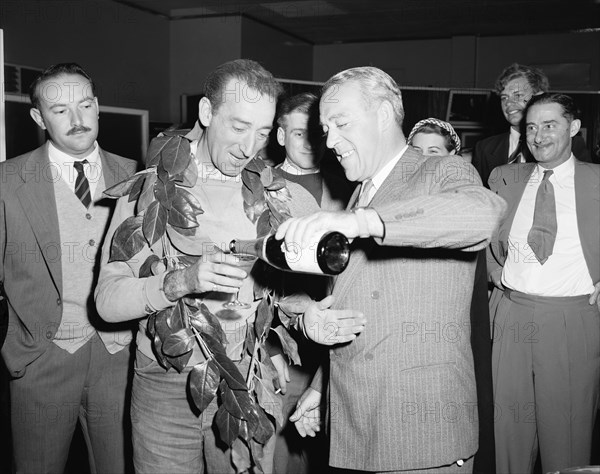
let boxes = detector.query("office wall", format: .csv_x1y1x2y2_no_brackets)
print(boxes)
169,16,242,122
313,31,600,91
241,17,313,81
0,0,170,120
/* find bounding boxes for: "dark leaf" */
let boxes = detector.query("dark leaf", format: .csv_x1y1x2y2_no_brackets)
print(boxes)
157,159,170,184
215,405,241,447
175,187,203,213
154,308,172,342
168,189,200,229
189,359,220,413
221,380,259,425
139,254,161,278
153,331,172,370
254,296,274,340
265,170,286,191
202,334,247,391
166,299,186,332
259,166,273,188
231,438,252,473
146,313,156,339
137,173,157,215
146,135,173,168
277,293,312,315
253,372,284,428
165,350,192,373
272,326,301,365
103,173,143,199
250,439,265,472
244,323,256,358
174,158,199,188
242,157,266,175
128,174,145,202
154,173,176,210
142,200,168,247
161,137,191,178
189,304,228,345
162,328,194,357
266,189,293,229
252,405,275,445
108,216,145,262
256,210,272,238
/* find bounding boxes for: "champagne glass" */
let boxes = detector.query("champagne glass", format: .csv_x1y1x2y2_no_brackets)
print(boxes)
222,254,257,309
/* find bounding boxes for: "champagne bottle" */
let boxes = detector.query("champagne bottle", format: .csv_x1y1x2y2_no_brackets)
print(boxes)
229,231,350,275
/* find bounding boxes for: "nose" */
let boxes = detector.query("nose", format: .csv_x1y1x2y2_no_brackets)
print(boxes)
240,133,256,158
70,108,83,126
325,130,338,149
534,127,545,143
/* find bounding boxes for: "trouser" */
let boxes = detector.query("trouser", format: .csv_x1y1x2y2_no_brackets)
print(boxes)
131,349,276,474
492,290,600,474
330,456,474,473
10,333,132,474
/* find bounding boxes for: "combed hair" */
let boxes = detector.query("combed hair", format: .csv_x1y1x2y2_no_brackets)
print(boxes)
29,63,95,109
525,92,580,122
276,92,318,128
494,63,549,95
321,66,404,127
203,59,284,112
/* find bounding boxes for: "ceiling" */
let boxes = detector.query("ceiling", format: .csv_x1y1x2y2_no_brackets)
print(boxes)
113,0,600,44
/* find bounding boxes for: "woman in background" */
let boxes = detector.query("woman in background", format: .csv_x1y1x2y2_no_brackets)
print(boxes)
407,117,462,156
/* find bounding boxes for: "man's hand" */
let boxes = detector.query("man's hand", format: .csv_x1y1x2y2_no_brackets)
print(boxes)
289,387,321,437
270,353,290,395
301,295,366,345
589,281,600,312
275,210,382,250
163,250,246,302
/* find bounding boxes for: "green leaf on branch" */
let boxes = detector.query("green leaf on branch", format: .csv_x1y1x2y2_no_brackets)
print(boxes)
142,200,168,247
272,326,301,365
215,405,241,447
175,187,203,213
276,293,312,329
168,190,200,229
231,438,252,473
252,405,275,445
146,135,174,167
254,296,274,340
165,351,192,373
137,173,157,215
162,328,194,357
189,359,220,413
166,299,186,332
160,137,191,178
253,371,284,428
189,304,228,345
166,225,211,256
202,334,247,391
174,159,198,188
128,173,145,202
264,167,287,191
154,172,176,210
103,173,141,199
108,216,145,262
244,323,256,358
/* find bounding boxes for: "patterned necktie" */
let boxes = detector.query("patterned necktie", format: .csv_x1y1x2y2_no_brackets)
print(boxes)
355,179,374,207
73,159,91,208
527,170,557,265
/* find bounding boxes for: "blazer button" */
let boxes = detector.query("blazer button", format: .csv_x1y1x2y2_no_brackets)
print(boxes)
371,290,380,300
85,213,92,220
89,239,96,246
56,297,62,306
46,330,53,339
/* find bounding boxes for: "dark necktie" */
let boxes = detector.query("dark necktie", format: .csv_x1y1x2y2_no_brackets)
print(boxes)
527,170,557,265
73,160,91,208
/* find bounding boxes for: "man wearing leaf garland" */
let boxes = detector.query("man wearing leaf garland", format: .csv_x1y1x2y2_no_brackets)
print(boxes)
96,59,289,473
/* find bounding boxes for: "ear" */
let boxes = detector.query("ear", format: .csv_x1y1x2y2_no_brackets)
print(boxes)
569,119,581,138
93,97,100,118
277,127,285,146
449,149,457,156
29,108,46,130
198,96,213,127
377,100,394,130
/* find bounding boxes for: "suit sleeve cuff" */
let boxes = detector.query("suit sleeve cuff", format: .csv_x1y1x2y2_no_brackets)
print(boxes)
144,272,175,313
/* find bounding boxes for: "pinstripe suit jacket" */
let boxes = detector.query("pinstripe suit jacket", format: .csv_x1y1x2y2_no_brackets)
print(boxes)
327,147,507,471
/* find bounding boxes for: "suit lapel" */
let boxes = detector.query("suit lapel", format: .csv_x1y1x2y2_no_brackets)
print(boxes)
574,159,600,281
15,144,62,294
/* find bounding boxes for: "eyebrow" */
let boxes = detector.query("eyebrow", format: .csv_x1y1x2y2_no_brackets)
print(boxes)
48,97,94,109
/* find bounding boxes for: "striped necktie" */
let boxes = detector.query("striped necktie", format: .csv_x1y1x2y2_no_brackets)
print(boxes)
73,160,91,208
355,179,374,208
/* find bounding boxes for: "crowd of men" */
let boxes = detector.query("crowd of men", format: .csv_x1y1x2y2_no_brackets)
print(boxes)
0,58,598,474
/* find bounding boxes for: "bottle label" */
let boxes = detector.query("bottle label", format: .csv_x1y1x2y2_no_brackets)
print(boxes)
283,241,322,274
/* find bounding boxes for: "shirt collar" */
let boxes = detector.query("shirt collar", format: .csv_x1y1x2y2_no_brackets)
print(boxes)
280,158,320,175
189,139,241,183
369,144,409,193
534,153,574,188
48,140,100,168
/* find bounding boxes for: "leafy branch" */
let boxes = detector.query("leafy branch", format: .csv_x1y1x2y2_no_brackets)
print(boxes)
104,129,300,472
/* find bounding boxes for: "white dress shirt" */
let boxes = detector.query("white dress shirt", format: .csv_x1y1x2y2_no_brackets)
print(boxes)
48,141,102,199
502,155,594,296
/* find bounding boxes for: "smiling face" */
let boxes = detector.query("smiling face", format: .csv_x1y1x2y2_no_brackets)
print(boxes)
500,77,534,130
29,73,99,158
525,102,580,169
319,81,386,182
277,111,319,170
411,132,455,156
199,79,277,177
